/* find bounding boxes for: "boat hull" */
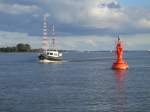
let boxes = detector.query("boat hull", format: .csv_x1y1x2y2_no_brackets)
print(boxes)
38,54,62,62
39,59,62,63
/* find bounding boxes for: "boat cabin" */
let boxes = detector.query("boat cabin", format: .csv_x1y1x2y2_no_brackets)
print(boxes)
46,50,62,57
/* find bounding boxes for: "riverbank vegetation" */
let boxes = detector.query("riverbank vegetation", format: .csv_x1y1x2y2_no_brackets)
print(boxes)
0,43,36,52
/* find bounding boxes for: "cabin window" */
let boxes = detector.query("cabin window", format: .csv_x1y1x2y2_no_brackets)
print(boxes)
54,53,57,56
50,53,53,55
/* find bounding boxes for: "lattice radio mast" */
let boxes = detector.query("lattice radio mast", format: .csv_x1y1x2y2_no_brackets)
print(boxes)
42,15,49,52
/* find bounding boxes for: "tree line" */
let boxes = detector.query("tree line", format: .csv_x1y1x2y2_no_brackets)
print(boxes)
0,43,32,52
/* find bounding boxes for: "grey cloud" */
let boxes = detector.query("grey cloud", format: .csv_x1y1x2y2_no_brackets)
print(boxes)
107,2,121,8
0,0,150,37
99,1,121,9
0,3,41,15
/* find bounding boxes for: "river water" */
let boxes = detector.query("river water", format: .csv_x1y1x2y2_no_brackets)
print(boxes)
0,51,150,112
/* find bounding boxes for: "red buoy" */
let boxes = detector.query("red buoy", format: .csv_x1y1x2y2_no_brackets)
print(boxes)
112,37,128,70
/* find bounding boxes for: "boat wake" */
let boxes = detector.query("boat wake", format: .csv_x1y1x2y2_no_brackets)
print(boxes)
39,59,67,64
39,57,112,64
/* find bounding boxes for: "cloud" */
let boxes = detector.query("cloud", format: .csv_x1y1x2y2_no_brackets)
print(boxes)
98,0,121,9
39,0,150,34
0,30,150,50
137,19,150,29
0,0,150,35
37,0,130,32
0,0,150,50
56,34,150,50
41,0,124,27
0,31,40,48
0,3,40,14
122,34,150,50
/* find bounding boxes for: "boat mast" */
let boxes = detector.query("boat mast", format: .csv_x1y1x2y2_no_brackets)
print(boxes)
42,15,49,52
51,25,56,50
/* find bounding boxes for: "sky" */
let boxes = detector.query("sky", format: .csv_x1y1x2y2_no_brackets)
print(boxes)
121,0,150,6
0,0,150,50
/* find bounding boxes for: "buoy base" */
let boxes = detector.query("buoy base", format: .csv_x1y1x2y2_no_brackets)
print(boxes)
112,62,128,70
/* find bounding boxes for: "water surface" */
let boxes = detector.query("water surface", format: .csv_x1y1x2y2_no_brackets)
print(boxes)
0,51,150,112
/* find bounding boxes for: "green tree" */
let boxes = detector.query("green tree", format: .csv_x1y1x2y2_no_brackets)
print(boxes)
16,43,31,52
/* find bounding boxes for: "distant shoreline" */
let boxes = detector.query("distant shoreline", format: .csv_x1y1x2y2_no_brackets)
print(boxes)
0,50,148,53
0,43,149,53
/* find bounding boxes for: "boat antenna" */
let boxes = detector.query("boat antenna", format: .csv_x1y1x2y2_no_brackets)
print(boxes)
52,24,55,49
52,24,55,36
42,15,49,52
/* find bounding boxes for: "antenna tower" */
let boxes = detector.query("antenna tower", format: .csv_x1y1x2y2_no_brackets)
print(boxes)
42,15,49,52
51,25,55,49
